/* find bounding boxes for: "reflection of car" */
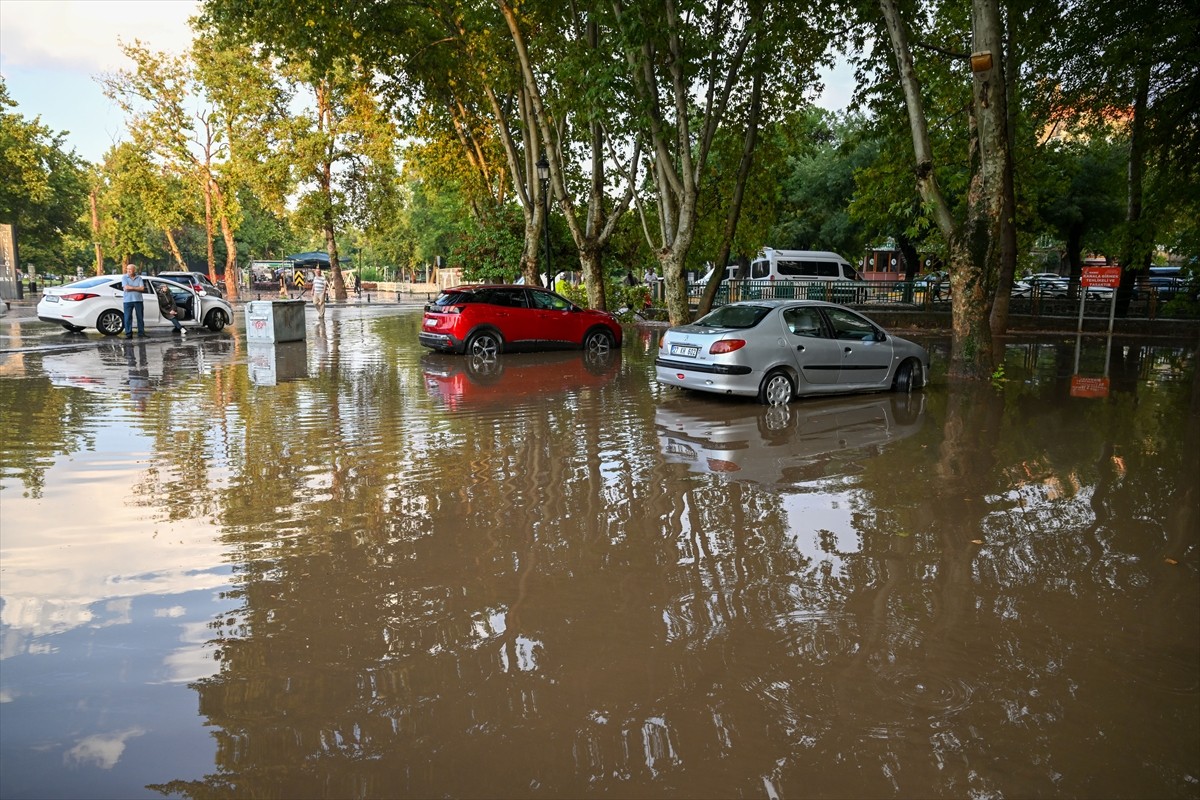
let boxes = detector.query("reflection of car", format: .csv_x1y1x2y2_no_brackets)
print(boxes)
40,335,235,397
418,284,623,357
36,275,233,335
158,271,225,297
656,392,926,485
1012,275,1069,298
420,349,620,410
655,299,928,405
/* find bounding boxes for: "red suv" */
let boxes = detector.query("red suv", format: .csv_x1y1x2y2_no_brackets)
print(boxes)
419,284,623,357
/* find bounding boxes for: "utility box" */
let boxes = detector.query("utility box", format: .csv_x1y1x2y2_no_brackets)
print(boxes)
247,341,308,386
245,299,306,343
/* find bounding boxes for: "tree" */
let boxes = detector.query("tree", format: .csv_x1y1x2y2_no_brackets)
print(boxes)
874,0,1013,380
0,79,89,272
610,0,757,324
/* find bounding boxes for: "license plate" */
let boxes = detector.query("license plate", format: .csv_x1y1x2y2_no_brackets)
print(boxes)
670,344,699,358
45,296,59,303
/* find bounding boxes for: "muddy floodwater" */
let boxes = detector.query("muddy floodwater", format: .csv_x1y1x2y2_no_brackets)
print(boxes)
1,307,1197,799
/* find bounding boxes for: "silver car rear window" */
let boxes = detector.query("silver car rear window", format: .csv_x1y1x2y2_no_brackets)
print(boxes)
693,304,771,329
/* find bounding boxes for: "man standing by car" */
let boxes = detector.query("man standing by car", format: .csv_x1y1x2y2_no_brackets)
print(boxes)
121,263,148,338
311,265,328,320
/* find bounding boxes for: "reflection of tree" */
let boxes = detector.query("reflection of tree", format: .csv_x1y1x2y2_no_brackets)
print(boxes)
0,375,105,498
124,331,1196,797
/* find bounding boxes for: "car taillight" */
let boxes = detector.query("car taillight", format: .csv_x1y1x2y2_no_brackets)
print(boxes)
659,334,666,349
709,339,746,354
60,293,98,302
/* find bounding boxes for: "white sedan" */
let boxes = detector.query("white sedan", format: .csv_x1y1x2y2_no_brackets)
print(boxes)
37,275,233,335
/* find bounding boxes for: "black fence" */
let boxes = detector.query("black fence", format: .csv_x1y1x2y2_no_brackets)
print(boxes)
683,280,1199,321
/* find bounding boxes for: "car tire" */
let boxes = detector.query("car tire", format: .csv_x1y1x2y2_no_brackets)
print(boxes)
893,359,924,393
583,328,614,353
96,309,123,336
466,330,502,359
758,369,794,406
205,309,228,331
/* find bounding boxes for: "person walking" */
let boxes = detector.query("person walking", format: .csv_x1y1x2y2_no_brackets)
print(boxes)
311,265,328,320
121,263,148,338
155,283,186,336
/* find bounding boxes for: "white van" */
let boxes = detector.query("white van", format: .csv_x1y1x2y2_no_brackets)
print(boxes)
747,248,861,282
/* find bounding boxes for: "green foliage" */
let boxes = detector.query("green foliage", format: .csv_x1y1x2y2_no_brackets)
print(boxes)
0,79,89,268
451,206,524,283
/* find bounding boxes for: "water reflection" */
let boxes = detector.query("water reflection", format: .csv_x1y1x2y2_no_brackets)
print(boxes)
656,392,926,485
0,318,1196,799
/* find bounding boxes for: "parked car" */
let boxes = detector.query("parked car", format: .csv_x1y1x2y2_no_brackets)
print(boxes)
418,284,623,357
158,271,225,297
655,299,928,405
1012,275,1069,298
36,275,233,335
1137,266,1186,301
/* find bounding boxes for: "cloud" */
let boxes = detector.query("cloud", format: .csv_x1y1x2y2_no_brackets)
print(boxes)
64,728,146,770
0,0,198,73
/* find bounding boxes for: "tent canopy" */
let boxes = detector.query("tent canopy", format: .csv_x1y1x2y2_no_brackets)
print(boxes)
285,251,351,267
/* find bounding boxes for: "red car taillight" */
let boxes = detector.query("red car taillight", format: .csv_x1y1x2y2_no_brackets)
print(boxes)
60,292,99,302
709,339,746,354
659,333,666,349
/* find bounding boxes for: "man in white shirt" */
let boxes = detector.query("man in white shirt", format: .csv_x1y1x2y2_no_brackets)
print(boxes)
311,266,328,320
121,263,148,338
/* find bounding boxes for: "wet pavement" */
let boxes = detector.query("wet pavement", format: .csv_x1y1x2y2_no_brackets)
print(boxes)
0,306,1197,799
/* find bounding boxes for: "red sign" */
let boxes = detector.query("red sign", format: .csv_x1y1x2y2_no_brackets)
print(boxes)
1082,266,1121,288
1070,375,1110,398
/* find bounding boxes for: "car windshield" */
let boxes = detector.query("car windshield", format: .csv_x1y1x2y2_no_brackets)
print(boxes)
431,291,475,307
693,304,772,329
70,277,117,289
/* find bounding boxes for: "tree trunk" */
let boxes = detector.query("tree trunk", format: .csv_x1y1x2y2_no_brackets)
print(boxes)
697,66,763,319
990,7,1021,336
1117,62,1151,316
218,213,239,301
89,189,104,276
164,227,187,270
203,180,216,283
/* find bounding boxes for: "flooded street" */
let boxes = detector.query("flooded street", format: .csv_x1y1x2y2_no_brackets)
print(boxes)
1,307,1197,799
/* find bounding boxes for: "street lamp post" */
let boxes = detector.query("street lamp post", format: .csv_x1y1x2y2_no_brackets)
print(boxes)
537,155,551,290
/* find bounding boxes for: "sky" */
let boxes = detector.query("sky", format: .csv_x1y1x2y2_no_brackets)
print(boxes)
0,0,857,166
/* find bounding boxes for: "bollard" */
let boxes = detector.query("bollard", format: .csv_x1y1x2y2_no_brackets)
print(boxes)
396,291,401,302
366,293,371,303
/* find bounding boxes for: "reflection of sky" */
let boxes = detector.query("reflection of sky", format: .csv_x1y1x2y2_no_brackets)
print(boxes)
1,435,231,644
1,404,235,796
782,487,861,574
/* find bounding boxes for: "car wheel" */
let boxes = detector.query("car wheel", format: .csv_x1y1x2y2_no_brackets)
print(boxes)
96,309,123,336
205,309,228,331
758,369,794,406
583,328,614,353
60,323,85,333
893,359,924,393
467,330,502,359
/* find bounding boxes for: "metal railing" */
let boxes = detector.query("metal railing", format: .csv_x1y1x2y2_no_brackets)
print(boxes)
682,280,1199,320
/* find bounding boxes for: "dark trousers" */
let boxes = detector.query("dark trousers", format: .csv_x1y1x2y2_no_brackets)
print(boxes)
123,300,145,336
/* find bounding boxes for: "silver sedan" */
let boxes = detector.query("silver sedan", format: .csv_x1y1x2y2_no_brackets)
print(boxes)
655,299,929,404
